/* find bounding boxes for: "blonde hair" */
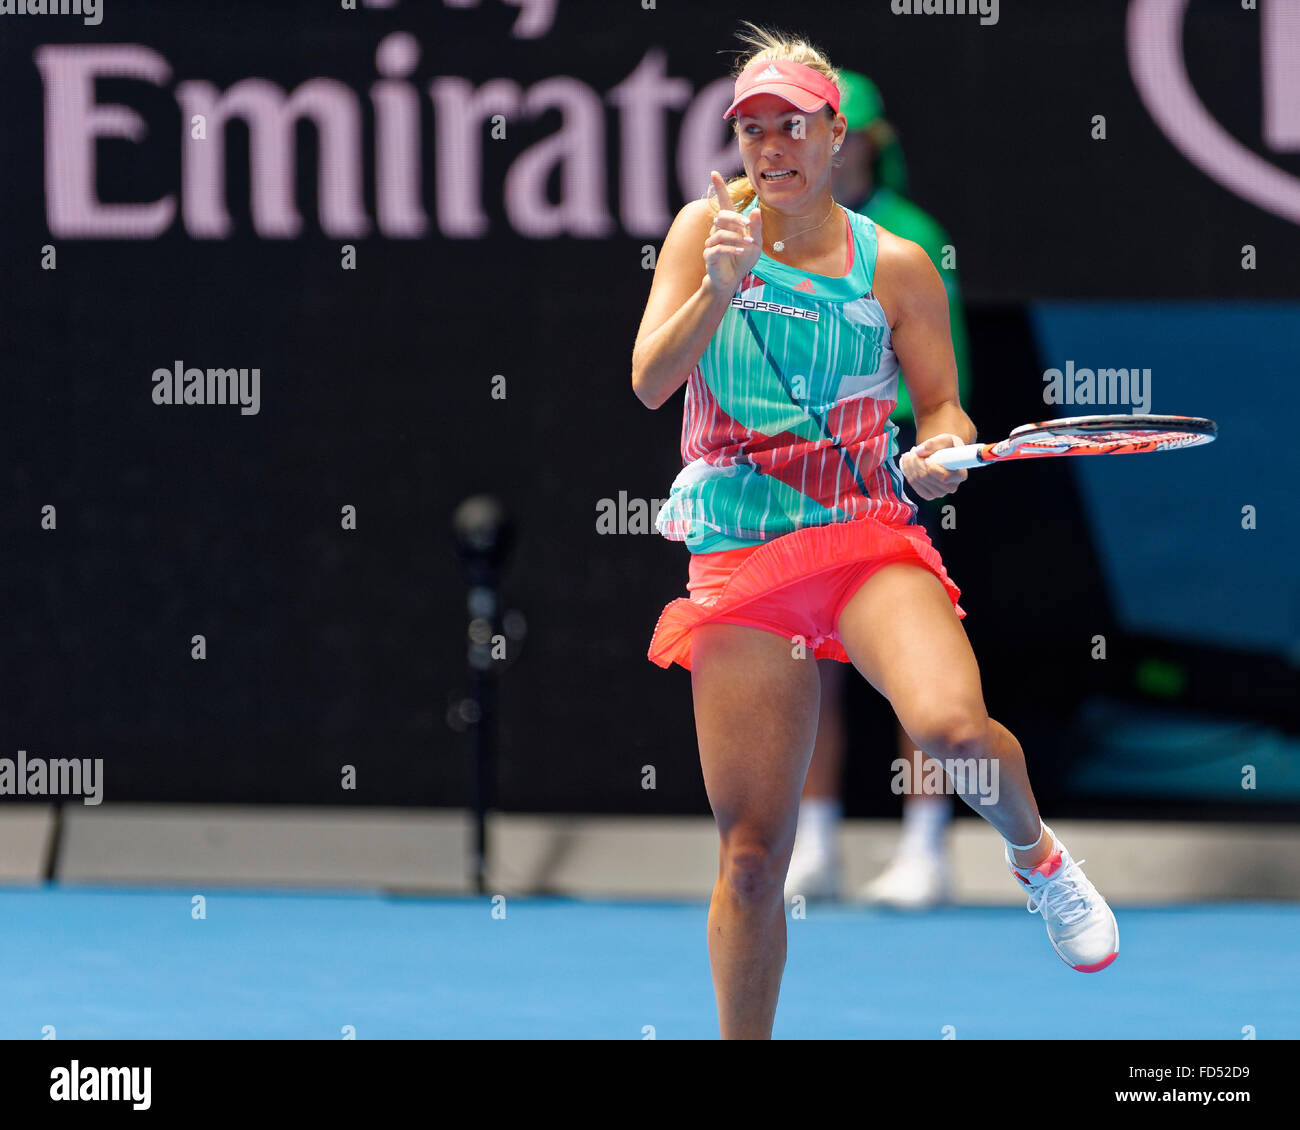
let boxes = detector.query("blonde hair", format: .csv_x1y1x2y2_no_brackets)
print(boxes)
713,23,842,213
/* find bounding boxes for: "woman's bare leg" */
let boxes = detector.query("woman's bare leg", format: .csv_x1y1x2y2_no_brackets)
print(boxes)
834,563,1053,869
691,622,822,1038
802,660,845,797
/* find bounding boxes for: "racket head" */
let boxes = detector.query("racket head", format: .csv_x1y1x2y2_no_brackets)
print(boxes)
996,414,1217,460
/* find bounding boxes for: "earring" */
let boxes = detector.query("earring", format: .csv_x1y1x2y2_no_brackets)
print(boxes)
832,143,841,152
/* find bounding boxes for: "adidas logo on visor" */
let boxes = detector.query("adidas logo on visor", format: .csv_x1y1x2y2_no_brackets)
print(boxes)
759,63,782,78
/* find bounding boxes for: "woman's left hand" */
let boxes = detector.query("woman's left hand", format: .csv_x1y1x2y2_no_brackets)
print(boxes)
900,433,968,500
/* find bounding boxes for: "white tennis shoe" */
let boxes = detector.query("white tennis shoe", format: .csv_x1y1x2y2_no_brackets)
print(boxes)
784,845,840,903
857,852,952,909
1007,824,1119,972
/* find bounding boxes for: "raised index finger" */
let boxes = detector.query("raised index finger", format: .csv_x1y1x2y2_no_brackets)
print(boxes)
710,170,735,212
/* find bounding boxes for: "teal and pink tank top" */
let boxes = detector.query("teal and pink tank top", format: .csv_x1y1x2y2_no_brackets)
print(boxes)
656,201,918,553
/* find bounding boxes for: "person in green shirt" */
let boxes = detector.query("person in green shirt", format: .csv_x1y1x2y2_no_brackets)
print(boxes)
785,70,972,908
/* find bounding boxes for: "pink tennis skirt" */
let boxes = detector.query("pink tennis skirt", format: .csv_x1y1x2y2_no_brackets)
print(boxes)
647,516,965,672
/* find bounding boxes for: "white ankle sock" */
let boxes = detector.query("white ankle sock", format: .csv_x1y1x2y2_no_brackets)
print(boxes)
794,797,841,857
897,795,951,860
1007,821,1052,869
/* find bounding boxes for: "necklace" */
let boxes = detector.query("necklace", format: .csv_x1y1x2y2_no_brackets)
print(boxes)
768,199,837,253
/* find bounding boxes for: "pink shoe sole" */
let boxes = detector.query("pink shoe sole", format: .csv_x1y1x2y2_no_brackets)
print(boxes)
1071,951,1119,973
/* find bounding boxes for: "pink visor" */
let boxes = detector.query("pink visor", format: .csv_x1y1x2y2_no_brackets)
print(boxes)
723,58,842,120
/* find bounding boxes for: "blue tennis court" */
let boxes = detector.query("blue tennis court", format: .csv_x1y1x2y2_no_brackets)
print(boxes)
4,887,1294,1039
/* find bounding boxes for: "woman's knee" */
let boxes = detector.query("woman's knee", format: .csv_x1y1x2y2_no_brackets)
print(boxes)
718,828,794,901
905,705,990,762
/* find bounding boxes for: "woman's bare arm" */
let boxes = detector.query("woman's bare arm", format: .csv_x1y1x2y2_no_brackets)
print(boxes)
876,229,974,499
631,176,762,409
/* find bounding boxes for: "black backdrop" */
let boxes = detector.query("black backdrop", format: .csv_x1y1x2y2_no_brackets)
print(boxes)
1,0,1295,813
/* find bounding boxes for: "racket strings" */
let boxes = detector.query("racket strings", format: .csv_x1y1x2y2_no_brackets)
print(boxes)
1013,429,1215,456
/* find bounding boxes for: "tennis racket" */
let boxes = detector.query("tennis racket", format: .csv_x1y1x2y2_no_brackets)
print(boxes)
930,414,1217,471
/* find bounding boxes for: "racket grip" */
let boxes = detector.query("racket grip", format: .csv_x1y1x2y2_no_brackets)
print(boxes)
930,443,987,470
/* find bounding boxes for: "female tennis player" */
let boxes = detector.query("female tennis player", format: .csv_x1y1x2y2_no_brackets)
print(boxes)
632,26,1118,1039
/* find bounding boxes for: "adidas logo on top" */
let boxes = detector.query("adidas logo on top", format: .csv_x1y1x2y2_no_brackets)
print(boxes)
759,63,783,78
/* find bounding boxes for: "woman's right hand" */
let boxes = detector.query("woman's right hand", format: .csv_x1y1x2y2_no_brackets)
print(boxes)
703,170,762,296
